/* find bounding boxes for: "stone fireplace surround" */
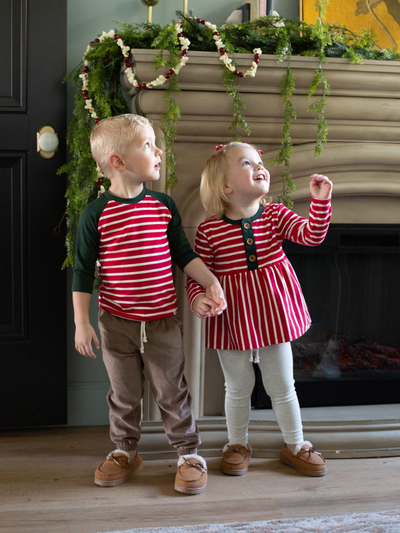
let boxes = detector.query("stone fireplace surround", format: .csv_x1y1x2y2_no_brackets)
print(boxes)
123,51,400,459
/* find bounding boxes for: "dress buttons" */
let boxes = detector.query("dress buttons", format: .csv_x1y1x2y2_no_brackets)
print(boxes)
249,255,256,262
246,238,253,245
243,222,251,229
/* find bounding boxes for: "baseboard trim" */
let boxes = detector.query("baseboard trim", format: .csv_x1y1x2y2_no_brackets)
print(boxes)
139,407,400,460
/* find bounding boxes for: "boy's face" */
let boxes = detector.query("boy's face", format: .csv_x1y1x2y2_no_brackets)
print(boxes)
118,124,162,184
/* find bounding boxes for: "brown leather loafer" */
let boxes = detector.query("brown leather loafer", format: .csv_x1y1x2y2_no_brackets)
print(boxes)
94,449,143,487
280,441,327,477
221,443,252,476
174,454,207,495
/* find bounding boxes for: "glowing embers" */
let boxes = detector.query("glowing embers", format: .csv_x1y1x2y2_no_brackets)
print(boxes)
293,335,400,381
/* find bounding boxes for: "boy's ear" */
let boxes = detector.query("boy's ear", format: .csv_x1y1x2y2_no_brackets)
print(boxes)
224,184,232,195
109,153,125,171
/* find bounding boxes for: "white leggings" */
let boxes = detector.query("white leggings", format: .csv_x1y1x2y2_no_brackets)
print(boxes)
218,343,304,446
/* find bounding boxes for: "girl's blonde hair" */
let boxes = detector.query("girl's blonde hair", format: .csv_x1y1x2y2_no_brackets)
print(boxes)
200,142,271,219
90,114,150,175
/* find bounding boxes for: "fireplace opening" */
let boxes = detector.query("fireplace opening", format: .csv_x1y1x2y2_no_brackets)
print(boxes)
252,224,400,409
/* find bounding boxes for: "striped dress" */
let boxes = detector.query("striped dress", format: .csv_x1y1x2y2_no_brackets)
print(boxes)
186,198,332,350
72,188,197,322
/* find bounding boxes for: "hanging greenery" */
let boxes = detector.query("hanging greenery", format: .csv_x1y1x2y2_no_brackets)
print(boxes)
58,5,399,267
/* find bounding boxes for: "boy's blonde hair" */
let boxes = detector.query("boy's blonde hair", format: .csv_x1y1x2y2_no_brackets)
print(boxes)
90,114,150,175
200,142,271,219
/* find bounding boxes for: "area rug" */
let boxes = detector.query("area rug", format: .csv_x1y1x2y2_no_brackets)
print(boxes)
96,509,400,533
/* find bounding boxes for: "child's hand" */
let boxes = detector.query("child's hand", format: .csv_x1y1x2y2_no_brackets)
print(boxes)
192,294,217,319
192,282,227,319
205,282,227,316
75,324,100,359
310,173,333,200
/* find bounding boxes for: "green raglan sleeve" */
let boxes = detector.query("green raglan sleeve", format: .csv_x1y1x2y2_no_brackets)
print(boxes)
71,196,106,293
151,190,199,271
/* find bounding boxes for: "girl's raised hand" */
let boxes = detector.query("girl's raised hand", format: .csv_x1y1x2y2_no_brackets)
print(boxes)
310,174,333,200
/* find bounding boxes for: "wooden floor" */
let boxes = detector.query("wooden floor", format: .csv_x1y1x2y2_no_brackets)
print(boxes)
1,425,400,533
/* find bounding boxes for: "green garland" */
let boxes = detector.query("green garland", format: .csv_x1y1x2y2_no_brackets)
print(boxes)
58,7,399,267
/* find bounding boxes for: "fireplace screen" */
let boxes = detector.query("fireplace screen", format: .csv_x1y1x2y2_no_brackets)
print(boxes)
252,225,400,408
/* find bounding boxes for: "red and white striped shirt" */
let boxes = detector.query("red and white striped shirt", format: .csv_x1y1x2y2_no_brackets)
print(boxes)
186,198,332,350
73,188,197,322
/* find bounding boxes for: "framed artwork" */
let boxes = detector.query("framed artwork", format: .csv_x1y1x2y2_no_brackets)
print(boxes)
299,0,400,49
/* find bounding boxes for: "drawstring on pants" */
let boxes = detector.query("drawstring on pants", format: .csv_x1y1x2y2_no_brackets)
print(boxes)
248,349,260,364
140,321,148,354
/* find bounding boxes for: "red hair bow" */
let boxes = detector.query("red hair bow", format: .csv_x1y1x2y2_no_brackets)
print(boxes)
215,144,226,151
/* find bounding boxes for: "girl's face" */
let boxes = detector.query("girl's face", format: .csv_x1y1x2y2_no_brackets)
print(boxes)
224,145,270,200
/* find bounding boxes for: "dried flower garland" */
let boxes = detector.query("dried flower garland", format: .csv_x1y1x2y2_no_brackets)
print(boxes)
80,18,262,122
196,18,262,78
80,24,189,122
125,22,191,89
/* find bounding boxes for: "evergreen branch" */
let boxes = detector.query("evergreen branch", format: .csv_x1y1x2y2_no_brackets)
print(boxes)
222,68,250,139
271,60,297,207
162,76,181,190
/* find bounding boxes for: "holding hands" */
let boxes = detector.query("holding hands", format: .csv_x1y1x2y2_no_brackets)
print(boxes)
193,282,227,319
310,173,333,200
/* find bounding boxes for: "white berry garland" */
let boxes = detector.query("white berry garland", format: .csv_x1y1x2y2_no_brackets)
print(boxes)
196,18,262,78
125,22,190,89
79,25,189,122
80,18,262,122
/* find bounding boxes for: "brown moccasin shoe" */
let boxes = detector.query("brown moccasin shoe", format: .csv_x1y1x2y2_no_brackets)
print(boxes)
94,449,143,487
174,454,207,495
280,441,327,477
221,443,252,476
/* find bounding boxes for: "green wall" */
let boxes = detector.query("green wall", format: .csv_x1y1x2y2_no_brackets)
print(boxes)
66,0,299,426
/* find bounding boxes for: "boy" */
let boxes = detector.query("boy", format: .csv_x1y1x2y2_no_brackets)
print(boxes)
72,114,226,495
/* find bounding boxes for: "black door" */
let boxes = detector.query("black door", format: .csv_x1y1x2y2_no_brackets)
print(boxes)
0,0,67,427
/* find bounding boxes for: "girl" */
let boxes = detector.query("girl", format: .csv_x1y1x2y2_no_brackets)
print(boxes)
186,142,333,477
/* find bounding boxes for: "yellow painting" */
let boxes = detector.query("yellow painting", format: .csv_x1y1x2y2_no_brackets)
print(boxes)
300,0,400,49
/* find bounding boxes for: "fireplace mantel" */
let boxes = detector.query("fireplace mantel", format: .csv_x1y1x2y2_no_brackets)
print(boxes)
124,51,400,458
123,51,400,223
